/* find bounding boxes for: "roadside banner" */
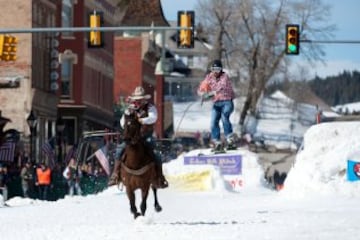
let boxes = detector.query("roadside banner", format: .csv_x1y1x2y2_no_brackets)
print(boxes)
184,154,242,175
167,170,211,191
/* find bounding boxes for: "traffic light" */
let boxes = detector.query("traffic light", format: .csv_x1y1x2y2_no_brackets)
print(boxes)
0,35,18,61
0,35,3,57
88,11,104,48
285,24,300,55
177,11,194,49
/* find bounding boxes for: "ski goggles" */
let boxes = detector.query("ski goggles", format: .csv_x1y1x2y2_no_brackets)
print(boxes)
210,66,222,73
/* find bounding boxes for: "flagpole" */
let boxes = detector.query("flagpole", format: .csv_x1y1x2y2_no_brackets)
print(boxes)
86,152,96,161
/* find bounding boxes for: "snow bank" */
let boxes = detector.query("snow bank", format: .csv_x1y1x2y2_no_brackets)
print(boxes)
163,148,264,192
283,121,360,197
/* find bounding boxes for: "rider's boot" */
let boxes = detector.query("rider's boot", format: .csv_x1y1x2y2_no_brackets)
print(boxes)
108,143,126,186
226,133,237,150
154,162,168,189
145,144,168,188
108,159,121,186
212,140,224,152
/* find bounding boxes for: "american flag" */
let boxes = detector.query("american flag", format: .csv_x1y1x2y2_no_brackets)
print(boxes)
94,145,110,176
0,140,16,162
42,138,55,168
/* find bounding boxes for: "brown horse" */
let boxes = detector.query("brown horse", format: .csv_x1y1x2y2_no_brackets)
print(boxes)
119,111,162,219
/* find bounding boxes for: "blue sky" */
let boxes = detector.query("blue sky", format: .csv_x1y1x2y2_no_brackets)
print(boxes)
160,0,360,78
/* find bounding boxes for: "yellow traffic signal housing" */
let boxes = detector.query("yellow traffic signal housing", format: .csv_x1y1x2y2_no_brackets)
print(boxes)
0,35,4,57
177,11,194,49
286,24,300,55
0,35,18,61
88,11,104,48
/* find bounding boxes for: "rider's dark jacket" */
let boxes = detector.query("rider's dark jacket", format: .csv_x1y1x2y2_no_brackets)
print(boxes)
121,103,158,137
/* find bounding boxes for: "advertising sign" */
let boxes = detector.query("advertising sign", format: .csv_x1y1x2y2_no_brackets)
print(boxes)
184,154,242,175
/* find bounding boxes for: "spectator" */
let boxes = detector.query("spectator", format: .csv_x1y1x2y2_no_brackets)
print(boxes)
80,162,96,195
194,131,201,141
0,164,9,202
197,59,236,151
20,161,33,198
94,164,107,193
64,158,82,196
35,162,52,200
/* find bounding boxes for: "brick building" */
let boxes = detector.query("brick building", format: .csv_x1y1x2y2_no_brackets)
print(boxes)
57,0,118,146
0,0,119,165
114,0,170,137
0,0,59,164
0,0,186,165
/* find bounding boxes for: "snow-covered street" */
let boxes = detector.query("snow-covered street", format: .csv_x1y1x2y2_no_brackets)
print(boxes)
1,185,359,240
1,121,360,240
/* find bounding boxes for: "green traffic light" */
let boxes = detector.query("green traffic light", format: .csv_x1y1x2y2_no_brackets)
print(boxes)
288,44,297,53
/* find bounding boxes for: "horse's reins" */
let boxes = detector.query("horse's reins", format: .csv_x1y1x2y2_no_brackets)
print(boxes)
121,161,155,176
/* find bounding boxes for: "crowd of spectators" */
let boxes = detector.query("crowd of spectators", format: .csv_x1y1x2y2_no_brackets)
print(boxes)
0,157,108,202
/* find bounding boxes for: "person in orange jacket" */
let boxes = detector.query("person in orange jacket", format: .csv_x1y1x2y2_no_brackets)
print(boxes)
35,162,51,200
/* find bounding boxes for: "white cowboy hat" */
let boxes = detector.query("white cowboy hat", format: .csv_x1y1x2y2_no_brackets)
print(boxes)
128,86,151,100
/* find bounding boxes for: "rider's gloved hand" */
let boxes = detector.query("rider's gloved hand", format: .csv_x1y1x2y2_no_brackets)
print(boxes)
124,109,131,115
202,91,216,100
137,117,143,124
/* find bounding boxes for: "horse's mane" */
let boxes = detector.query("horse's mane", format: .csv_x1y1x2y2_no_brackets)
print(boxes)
122,110,154,169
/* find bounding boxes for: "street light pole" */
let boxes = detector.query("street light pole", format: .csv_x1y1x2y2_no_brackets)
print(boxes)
26,110,38,163
56,117,65,165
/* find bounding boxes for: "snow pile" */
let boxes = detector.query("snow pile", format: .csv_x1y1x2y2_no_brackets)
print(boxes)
163,147,264,192
283,121,360,197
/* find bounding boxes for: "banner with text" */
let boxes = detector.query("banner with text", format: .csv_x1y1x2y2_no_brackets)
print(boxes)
184,154,242,175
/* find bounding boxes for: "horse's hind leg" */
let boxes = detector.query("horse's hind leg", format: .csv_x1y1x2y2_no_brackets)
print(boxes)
152,186,162,212
140,187,150,216
127,189,140,219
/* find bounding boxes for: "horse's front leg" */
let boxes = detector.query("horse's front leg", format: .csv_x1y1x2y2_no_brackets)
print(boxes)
152,186,162,212
140,186,150,216
127,188,140,219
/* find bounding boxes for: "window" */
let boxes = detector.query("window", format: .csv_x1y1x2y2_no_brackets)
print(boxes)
61,58,73,99
61,0,74,36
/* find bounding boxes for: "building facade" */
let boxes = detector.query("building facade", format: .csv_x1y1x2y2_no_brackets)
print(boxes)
0,0,118,165
57,0,117,148
0,0,59,164
113,0,170,138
